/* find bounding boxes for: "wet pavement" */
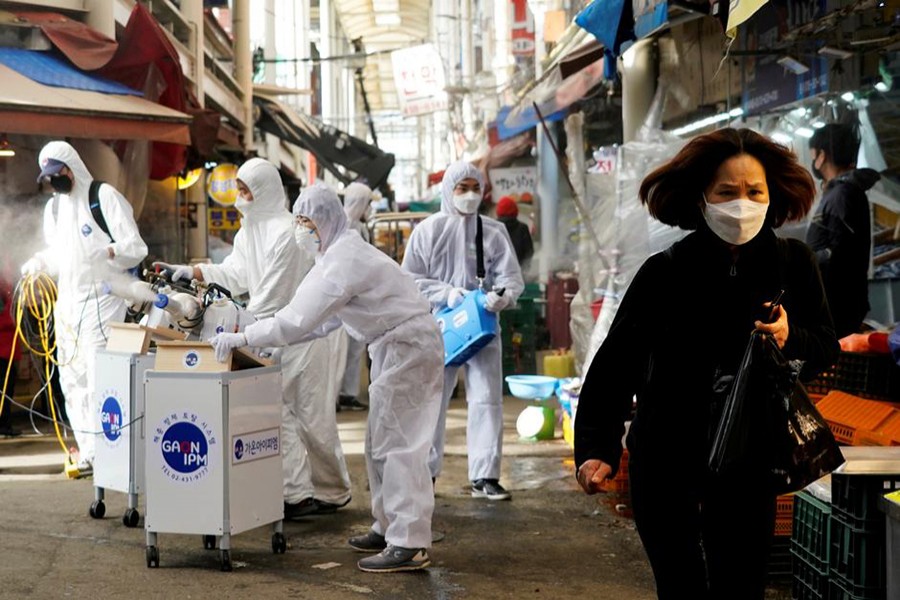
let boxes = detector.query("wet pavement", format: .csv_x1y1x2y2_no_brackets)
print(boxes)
0,396,790,599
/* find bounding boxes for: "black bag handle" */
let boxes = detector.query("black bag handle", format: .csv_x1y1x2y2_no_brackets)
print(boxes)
476,215,485,286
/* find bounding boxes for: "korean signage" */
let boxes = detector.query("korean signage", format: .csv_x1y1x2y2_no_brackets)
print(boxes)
489,167,538,200
391,44,449,117
511,0,535,56
741,0,828,116
206,163,239,206
208,207,241,231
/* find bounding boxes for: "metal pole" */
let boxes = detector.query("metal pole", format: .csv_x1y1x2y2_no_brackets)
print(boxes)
355,68,379,147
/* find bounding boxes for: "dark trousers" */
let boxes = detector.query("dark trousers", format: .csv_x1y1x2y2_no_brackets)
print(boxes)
0,358,15,428
629,454,777,600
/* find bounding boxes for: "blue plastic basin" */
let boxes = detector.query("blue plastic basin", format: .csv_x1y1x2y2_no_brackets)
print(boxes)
505,375,559,400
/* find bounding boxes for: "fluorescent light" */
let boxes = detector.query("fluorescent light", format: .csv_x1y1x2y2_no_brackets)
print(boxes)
777,56,810,75
875,81,890,92
0,149,14,158
729,107,744,117
818,46,853,60
790,107,806,117
372,0,399,11
671,109,742,137
841,92,855,102
771,131,792,144
375,12,401,25
812,120,826,129
796,127,815,138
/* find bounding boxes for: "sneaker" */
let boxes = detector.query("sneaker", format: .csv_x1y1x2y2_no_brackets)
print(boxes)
471,479,511,501
338,395,368,411
283,498,317,520
348,530,387,553
357,545,430,573
312,497,351,515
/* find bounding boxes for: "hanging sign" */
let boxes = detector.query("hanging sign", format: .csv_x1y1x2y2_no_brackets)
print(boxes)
206,163,239,206
391,44,449,117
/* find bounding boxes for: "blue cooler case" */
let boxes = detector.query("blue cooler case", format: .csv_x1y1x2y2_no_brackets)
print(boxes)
435,289,498,366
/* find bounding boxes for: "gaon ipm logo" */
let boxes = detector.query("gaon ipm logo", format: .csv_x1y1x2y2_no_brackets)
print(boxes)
100,396,123,442
183,351,200,369
234,438,244,461
154,413,216,483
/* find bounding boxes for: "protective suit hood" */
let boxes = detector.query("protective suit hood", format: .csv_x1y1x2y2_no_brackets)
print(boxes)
39,141,93,194
237,158,288,221
295,183,348,252
343,182,371,223
440,161,485,217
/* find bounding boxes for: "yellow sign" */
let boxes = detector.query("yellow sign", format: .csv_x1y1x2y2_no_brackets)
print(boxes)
207,163,239,206
178,168,202,190
208,207,241,231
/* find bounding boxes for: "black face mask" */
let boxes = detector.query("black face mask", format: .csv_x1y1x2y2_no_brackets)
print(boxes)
49,174,73,193
810,151,824,181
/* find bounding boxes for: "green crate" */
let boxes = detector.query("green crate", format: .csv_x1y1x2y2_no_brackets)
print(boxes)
828,512,887,593
832,473,900,524
521,282,542,300
792,547,829,599
792,491,832,573
827,575,883,600
793,577,826,600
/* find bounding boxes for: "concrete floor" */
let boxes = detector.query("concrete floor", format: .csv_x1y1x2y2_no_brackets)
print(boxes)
0,397,791,599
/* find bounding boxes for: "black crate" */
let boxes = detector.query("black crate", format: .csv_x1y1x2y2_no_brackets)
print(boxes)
832,473,900,523
793,548,829,600
826,575,884,600
768,537,793,582
794,578,827,600
792,491,833,572
806,352,900,401
828,512,887,593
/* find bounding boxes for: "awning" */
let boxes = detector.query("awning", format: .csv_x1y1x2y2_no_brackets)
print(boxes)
0,63,192,144
255,95,395,190
0,48,139,95
11,11,118,70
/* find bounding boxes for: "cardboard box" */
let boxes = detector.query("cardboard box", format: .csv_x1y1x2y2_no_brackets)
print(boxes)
105,323,189,355
153,340,271,373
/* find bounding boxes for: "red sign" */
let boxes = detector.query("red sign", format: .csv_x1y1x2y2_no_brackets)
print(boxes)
510,0,535,56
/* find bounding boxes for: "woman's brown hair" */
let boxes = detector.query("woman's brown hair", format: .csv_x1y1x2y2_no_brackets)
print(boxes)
639,128,815,229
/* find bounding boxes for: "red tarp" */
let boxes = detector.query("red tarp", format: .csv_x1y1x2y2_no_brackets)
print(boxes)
14,11,118,70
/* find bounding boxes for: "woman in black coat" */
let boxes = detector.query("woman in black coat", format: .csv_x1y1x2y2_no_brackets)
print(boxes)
574,128,839,599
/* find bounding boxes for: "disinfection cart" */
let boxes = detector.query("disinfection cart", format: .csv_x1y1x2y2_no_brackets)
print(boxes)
90,349,156,526
143,342,286,571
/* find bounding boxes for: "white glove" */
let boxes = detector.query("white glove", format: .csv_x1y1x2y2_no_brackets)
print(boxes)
20,257,43,276
484,291,511,313
153,261,194,282
210,332,247,363
447,287,468,309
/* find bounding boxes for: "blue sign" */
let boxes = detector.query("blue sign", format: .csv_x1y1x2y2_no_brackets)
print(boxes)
161,422,209,474
184,351,200,368
81,224,92,237
100,396,122,442
234,438,244,461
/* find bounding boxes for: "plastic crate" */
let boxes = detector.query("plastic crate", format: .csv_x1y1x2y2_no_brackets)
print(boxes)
767,536,793,581
792,548,829,600
806,352,900,402
828,511,887,593
827,574,884,600
600,449,629,494
815,391,898,445
832,472,900,523
792,491,832,572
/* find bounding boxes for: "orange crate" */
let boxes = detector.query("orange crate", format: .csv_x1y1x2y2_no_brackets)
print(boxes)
774,517,792,537
852,411,900,446
815,391,897,445
774,494,794,537
602,449,630,494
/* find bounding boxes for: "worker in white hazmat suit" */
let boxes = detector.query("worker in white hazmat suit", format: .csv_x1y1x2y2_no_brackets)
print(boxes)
210,182,443,573
338,182,374,411
402,161,524,501
153,158,351,518
22,141,148,474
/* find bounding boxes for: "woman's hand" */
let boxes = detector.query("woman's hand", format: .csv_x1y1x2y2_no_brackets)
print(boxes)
576,459,613,495
755,302,789,349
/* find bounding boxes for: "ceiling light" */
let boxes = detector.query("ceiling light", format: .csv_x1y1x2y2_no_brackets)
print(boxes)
796,127,815,138
812,120,826,129
777,56,810,75
841,92,855,102
375,13,401,26
818,46,853,60
771,131,792,144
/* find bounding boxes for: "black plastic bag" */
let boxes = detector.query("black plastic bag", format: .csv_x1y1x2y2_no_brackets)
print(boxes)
708,331,844,495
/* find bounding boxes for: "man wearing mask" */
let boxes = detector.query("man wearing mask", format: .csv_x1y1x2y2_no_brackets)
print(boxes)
22,141,148,473
155,158,352,517
402,162,524,500
806,123,880,338
338,182,374,411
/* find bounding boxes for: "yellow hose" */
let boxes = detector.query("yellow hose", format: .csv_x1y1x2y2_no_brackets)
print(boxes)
1,273,69,456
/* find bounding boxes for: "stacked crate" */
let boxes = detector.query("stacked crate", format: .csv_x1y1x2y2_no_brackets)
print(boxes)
816,391,900,447
827,473,900,599
806,352,900,403
501,285,540,389
792,490,833,600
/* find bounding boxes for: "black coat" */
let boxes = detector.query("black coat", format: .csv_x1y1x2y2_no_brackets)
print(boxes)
574,226,839,481
498,216,534,267
805,168,879,338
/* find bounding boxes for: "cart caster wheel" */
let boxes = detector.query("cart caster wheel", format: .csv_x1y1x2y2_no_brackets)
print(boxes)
220,549,232,572
203,535,216,550
89,500,106,519
146,546,159,568
123,508,140,528
272,532,286,554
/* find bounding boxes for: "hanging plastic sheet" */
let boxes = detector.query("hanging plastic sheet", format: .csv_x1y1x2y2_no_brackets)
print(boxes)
709,331,844,494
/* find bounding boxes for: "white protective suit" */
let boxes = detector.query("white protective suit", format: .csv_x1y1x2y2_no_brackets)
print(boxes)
242,183,443,550
340,182,372,398
30,142,148,463
197,159,351,506
401,162,524,482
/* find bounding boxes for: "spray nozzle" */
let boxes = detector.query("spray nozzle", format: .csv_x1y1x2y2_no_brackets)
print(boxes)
154,294,169,309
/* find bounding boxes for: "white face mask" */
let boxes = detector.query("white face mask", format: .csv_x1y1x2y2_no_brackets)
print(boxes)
295,225,320,254
703,197,769,245
453,191,481,215
235,195,252,215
